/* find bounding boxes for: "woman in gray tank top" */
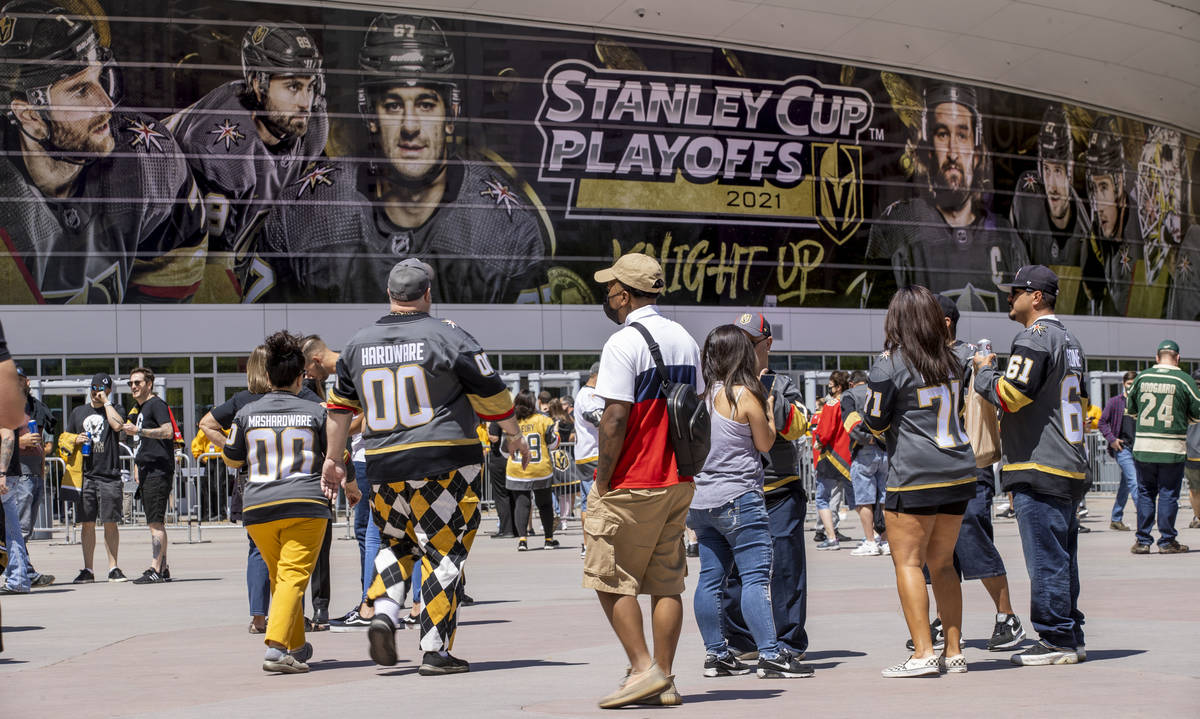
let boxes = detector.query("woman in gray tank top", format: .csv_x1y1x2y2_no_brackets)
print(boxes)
688,325,813,679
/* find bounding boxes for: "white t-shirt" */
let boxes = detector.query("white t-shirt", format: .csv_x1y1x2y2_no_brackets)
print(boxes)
573,385,603,464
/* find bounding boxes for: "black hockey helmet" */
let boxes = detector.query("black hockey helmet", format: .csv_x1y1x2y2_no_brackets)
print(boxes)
241,21,324,101
1085,115,1125,181
1037,104,1072,164
356,13,459,121
0,0,119,109
921,82,982,147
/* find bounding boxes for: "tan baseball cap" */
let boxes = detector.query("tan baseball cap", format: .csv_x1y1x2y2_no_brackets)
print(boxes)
593,253,665,294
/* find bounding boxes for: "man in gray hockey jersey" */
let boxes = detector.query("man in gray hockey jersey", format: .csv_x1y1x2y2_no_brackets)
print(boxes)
322,258,530,676
258,13,547,304
974,265,1089,666
165,21,327,303
1010,105,1091,314
0,0,207,304
866,83,1028,312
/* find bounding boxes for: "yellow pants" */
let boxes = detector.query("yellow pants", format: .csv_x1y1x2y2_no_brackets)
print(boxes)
246,516,328,651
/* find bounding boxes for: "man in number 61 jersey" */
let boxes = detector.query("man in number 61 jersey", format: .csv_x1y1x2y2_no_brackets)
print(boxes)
322,258,531,676
973,265,1090,667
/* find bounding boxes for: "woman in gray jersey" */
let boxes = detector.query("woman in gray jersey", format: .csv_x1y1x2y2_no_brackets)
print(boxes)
864,287,977,678
689,326,812,680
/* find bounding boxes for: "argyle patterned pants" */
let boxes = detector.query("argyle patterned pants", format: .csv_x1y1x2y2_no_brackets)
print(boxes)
366,465,480,652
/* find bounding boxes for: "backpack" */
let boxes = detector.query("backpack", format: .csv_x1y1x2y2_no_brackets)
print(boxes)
629,323,710,476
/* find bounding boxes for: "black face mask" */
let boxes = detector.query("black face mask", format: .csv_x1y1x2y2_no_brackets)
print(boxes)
602,296,622,325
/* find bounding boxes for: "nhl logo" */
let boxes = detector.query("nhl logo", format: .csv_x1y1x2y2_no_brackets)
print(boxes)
0,16,14,46
251,25,268,45
813,142,863,245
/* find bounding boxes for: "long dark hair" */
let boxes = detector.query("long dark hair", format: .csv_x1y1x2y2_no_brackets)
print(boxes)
883,286,960,384
702,325,767,413
514,390,537,421
264,331,306,389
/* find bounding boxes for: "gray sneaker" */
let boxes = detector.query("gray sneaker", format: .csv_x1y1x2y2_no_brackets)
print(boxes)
263,651,309,674
32,573,55,587
290,642,314,664
815,539,840,551
1010,639,1078,666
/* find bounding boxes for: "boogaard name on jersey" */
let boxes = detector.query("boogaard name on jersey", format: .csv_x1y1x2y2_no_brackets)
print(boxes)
361,342,426,366
1139,382,1176,394
246,414,318,428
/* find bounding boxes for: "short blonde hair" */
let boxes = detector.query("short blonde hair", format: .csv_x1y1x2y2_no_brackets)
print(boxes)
246,345,270,394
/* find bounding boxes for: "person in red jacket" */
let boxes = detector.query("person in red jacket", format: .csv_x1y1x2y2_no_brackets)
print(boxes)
814,372,854,550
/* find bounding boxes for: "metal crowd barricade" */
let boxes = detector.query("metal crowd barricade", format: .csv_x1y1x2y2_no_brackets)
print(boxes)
550,441,580,528
42,456,78,544
1085,430,1121,493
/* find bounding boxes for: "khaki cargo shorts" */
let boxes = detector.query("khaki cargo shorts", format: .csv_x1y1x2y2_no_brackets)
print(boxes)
582,481,693,596
1186,466,1200,493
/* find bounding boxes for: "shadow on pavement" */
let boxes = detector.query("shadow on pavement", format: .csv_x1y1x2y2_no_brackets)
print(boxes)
17,588,74,595
1081,649,1147,662
470,659,587,672
157,577,223,583
459,599,517,606
459,619,510,627
1,625,44,632
804,650,867,660
0,658,29,665
682,689,786,704
311,659,379,670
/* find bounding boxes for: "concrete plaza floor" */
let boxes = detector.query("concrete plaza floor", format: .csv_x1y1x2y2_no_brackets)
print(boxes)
1,497,1196,718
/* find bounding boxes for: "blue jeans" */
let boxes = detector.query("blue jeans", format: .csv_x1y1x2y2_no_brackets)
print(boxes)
724,482,808,654
353,461,381,602
2,479,34,591
1134,460,1183,546
1111,449,1139,523
690,490,781,660
1013,489,1084,649
850,445,887,507
247,532,270,616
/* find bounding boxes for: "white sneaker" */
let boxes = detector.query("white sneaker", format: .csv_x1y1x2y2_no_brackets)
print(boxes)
881,654,940,678
879,541,891,556
851,541,881,556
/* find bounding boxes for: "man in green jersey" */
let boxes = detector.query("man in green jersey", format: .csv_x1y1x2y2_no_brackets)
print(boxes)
1125,340,1200,554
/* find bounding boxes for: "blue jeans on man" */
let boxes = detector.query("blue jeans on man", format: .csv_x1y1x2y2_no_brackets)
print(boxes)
723,482,808,655
690,490,783,660
353,460,382,601
1111,449,1139,524
1012,489,1084,650
1133,460,1184,547
2,478,34,592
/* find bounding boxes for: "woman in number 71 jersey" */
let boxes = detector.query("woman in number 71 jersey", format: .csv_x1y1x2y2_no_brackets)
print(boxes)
862,286,978,678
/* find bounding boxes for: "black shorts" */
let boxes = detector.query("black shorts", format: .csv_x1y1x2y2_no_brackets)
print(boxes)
887,498,970,516
139,464,175,524
80,477,123,524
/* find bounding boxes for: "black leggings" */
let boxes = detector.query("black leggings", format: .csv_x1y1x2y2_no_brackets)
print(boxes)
514,488,555,539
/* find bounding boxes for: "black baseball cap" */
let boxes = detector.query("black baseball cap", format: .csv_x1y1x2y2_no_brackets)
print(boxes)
387,258,434,301
91,372,112,391
998,264,1058,297
937,294,960,323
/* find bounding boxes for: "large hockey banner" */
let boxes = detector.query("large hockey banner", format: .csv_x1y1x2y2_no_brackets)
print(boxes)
0,0,1196,318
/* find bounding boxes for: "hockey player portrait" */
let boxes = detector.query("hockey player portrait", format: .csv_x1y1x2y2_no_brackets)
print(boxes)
165,21,327,303
256,13,547,304
0,0,206,304
1081,116,1148,316
1009,105,1091,314
865,83,1028,312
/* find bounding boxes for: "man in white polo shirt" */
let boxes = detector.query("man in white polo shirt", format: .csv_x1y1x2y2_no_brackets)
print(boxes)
583,253,702,709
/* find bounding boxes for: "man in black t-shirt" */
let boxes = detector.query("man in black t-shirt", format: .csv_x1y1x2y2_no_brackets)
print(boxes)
124,367,176,584
66,372,129,583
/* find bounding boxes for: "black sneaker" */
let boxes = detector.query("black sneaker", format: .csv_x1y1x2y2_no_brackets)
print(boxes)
703,652,752,677
160,565,172,582
1077,524,1091,533
330,608,372,632
107,568,128,583
988,614,1026,651
544,537,560,549
813,530,826,543
517,539,528,552
32,573,55,587
419,650,470,675
73,568,95,584
757,652,815,678
906,618,945,651
131,568,165,585
835,531,853,543
686,543,699,558
460,593,475,606
367,614,398,666
1010,639,1078,666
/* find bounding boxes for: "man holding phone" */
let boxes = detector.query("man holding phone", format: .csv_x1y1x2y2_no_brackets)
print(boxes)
66,373,128,583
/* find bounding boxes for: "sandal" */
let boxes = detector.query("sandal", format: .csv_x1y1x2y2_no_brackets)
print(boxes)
248,621,266,634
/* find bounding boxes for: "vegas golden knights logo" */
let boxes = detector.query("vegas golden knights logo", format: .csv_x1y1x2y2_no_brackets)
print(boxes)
0,17,15,46
251,25,268,44
813,142,863,245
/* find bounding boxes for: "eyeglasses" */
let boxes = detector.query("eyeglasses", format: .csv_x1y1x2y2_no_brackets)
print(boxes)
130,380,146,386
1009,287,1030,298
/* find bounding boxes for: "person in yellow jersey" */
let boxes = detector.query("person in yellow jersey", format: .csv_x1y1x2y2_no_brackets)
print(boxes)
505,390,561,551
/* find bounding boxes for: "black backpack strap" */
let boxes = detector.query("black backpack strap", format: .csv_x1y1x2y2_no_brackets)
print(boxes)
629,322,670,389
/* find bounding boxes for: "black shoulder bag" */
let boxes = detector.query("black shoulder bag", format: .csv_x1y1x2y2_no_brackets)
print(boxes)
629,322,710,476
